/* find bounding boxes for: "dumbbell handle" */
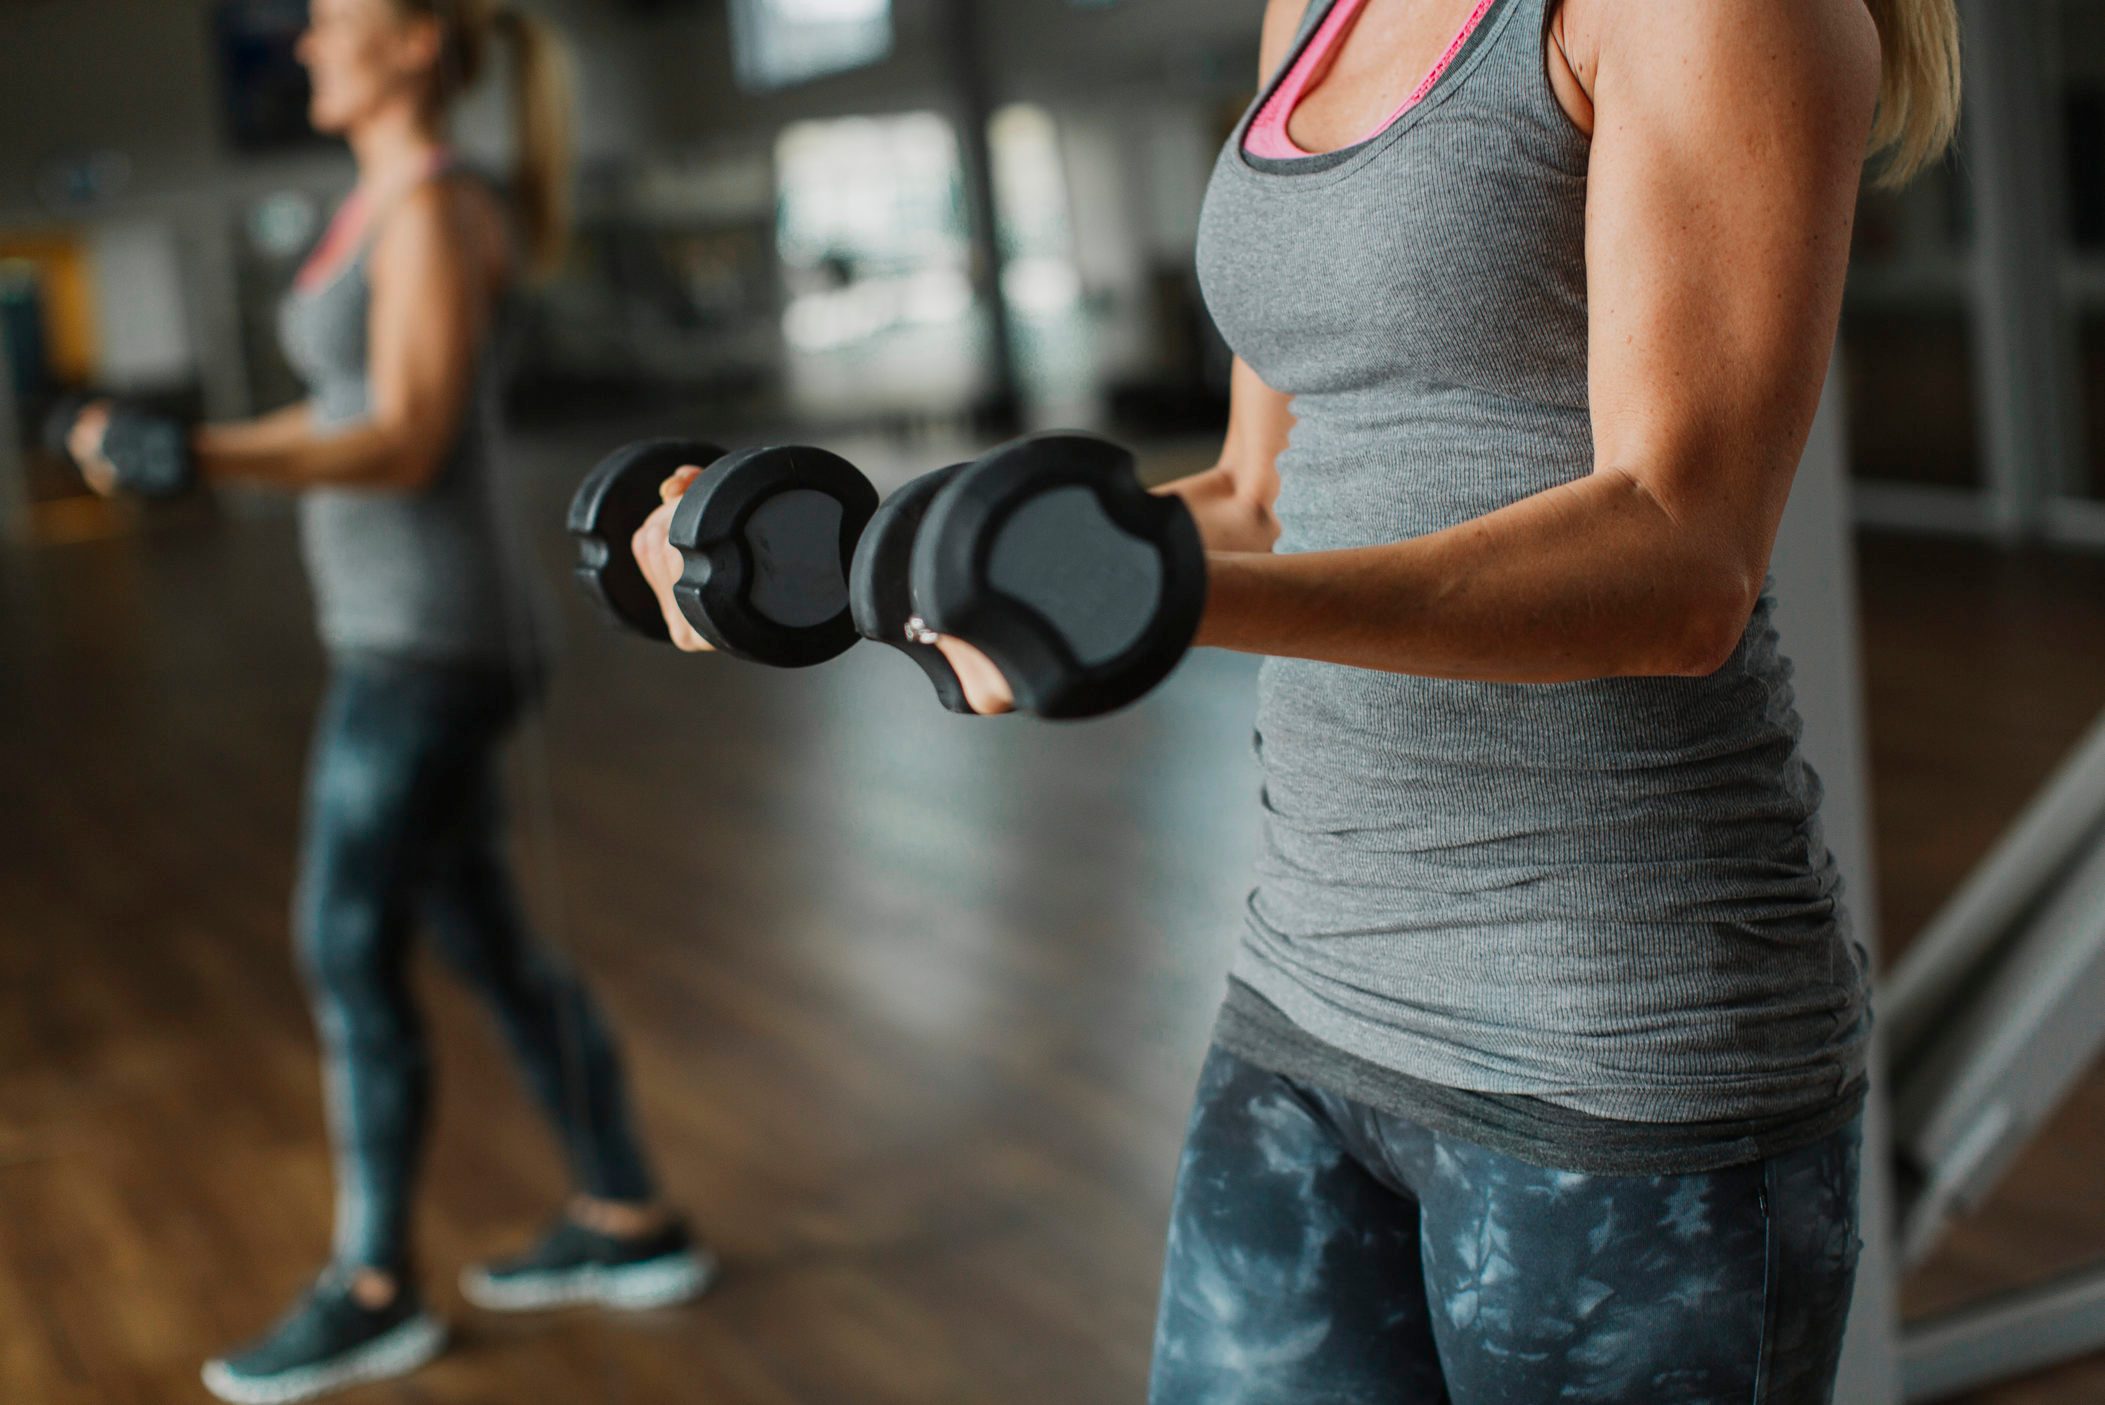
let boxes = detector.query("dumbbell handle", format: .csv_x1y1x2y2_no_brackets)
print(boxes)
847,462,975,713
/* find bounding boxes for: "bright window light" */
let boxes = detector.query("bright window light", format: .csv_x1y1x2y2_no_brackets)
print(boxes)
730,0,893,92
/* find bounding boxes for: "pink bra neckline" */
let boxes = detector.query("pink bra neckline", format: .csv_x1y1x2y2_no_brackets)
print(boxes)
1245,0,1498,161
294,149,459,293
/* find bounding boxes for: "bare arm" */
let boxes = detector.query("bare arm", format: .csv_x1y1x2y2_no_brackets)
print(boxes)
1156,358,1290,553
1195,0,1880,681
191,401,317,459
74,397,318,496
197,181,493,492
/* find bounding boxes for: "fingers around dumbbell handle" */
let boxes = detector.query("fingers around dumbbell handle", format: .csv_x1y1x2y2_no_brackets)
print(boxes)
568,438,727,641
43,396,91,466
101,406,198,499
848,463,974,713
666,445,879,668
910,432,1207,720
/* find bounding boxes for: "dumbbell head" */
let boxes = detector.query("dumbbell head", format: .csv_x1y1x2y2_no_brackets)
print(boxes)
849,463,972,713
909,432,1206,720
665,444,879,668
569,438,727,642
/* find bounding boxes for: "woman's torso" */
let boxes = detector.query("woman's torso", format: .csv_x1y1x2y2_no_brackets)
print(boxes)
279,169,539,668
1194,0,1869,1138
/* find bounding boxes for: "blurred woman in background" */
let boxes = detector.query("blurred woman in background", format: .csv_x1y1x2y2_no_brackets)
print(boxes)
74,3,708,1400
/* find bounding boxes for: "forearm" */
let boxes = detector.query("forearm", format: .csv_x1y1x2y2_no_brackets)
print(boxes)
192,401,315,459
195,415,436,491
1196,468,1758,683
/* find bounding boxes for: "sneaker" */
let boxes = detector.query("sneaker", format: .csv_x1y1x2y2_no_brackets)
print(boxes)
460,1217,716,1312
201,1269,446,1404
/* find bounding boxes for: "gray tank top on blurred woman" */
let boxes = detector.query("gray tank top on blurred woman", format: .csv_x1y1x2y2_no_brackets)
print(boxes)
278,172,539,668
1193,0,1868,1165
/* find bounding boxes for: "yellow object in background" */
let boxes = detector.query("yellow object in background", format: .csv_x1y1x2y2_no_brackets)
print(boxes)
0,232,98,385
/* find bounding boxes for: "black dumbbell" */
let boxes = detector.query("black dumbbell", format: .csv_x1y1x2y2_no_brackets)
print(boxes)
848,462,974,713
905,432,1206,720
46,396,198,500
724,438,1198,719
571,431,1204,718
568,438,880,667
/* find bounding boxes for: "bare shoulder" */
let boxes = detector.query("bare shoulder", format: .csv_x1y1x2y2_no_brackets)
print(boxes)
374,176,511,292
373,181,462,261
1259,0,1312,77
1565,0,1879,114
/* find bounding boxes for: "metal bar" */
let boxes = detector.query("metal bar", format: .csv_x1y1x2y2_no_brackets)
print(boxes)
1903,1265,2105,1403
1850,483,1998,540
1882,710,2105,1065
1894,830,2105,1262
2044,498,2105,552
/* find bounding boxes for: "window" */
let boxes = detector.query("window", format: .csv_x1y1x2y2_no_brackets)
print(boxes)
775,112,970,355
730,0,893,92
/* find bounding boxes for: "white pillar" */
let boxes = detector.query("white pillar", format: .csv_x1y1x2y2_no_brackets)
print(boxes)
1769,361,1903,1403
179,206,255,422
1961,0,2082,538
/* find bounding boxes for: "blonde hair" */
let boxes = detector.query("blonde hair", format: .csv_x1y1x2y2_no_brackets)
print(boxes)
399,0,577,278
1863,0,1962,187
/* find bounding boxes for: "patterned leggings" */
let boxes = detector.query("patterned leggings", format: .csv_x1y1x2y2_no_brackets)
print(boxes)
296,658,655,1274
1150,1047,1863,1405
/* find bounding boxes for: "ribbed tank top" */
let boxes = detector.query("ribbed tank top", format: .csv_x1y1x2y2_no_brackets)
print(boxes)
278,168,541,668
1193,0,1868,1170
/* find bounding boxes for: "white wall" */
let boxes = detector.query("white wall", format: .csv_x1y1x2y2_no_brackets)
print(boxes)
87,221,196,391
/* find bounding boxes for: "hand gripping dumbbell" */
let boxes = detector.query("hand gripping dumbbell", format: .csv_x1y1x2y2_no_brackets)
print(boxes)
567,436,981,715
46,396,198,500
899,433,1207,720
568,432,1206,719
567,438,879,666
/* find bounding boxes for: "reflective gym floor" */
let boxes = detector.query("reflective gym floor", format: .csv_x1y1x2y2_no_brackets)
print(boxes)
5,426,2104,1404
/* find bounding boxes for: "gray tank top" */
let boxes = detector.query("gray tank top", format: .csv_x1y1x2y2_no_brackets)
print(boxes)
278,172,541,667
1194,0,1868,1154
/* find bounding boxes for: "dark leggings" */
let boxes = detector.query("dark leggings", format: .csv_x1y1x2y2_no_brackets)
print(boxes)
1150,1047,1863,1405
295,658,654,1275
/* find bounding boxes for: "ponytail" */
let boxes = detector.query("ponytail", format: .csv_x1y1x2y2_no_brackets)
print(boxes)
399,0,577,280
492,9,576,279
1863,0,1963,188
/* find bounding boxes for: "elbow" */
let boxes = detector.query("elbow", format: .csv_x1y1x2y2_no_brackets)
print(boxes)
390,447,447,492
1240,494,1282,553
370,419,449,492
1223,467,1281,552
1216,451,1281,552
1662,569,1762,677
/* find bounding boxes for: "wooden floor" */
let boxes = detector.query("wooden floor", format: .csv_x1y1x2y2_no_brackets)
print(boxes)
3,426,2104,1404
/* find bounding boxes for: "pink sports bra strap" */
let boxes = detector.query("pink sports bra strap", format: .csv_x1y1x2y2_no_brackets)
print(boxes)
295,149,460,292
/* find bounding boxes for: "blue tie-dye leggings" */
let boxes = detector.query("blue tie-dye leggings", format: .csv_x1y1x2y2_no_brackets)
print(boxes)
296,659,656,1274
1150,1047,1863,1404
